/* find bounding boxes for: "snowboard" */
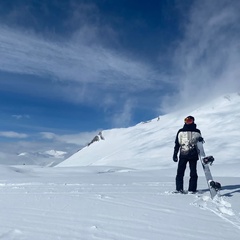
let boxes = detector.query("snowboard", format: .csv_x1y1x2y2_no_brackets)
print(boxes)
196,137,221,199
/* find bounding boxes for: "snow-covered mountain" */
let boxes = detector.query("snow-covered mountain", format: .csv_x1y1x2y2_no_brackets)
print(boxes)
17,149,68,166
58,93,240,176
2,93,240,240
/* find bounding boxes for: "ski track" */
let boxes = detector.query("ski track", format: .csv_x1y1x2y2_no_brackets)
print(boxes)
192,194,240,230
163,188,240,231
0,170,240,239
0,229,23,240
0,179,177,240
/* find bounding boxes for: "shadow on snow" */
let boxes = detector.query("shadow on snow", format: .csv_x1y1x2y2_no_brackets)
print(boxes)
220,184,240,197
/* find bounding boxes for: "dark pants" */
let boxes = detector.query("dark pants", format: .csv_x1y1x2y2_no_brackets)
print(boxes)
176,158,198,192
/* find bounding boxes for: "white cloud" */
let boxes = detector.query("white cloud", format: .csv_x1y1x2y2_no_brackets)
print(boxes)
111,99,135,127
40,131,100,146
12,114,30,119
0,131,28,138
0,25,161,92
2,0,239,119
161,0,240,112
40,132,57,140
0,22,165,119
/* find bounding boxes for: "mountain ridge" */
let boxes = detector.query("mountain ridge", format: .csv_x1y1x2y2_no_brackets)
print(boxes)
57,93,240,171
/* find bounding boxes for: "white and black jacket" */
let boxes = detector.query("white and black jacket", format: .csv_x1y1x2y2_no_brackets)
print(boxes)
174,123,201,160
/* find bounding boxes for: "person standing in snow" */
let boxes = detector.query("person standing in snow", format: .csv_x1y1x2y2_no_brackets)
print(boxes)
173,116,202,193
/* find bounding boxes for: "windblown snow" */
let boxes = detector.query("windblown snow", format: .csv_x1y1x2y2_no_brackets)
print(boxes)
1,93,240,240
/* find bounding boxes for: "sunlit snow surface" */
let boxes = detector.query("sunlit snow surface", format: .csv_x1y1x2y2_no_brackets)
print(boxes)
0,166,240,240
1,93,240,239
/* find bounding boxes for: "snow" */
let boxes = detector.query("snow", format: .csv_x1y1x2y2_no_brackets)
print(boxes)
1,93,240,239
16,150,68,167
58,93,240,175
18,150,67,159
44,150,67,158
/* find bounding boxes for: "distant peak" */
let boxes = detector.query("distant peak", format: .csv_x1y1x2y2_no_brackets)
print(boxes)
87,131,105,147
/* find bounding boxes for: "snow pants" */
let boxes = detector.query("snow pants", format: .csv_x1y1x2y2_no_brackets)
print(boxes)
176,158,198,192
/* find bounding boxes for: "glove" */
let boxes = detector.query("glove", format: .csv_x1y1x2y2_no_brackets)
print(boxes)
173,152,178,162
173,156,178,162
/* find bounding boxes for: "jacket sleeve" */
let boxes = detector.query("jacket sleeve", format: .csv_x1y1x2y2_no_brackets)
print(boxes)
174,131,180,155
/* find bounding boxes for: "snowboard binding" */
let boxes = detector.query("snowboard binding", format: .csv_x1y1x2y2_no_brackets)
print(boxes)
203,156,214,165
209,180,221,190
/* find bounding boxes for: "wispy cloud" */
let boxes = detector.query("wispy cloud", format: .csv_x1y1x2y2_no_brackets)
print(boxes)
161,0,240,111
2,0,239,122
12,114,30,120
0,25,161,92
0,22,164,125
111,99,135,127
0,131,28,138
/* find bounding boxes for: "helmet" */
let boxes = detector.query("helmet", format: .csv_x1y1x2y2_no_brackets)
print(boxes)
184,116,194,124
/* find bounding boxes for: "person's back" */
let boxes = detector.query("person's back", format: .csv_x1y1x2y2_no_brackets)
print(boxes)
176,122,201,160
173,116,202,193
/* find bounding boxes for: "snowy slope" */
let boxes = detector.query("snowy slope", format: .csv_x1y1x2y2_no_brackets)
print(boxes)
0,165,240,240
58,93,240,176
1,93,240,240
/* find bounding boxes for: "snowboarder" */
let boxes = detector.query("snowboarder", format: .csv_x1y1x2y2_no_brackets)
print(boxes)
173,116,202,193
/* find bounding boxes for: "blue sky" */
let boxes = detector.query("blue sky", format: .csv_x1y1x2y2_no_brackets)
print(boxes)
0,0,240,160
